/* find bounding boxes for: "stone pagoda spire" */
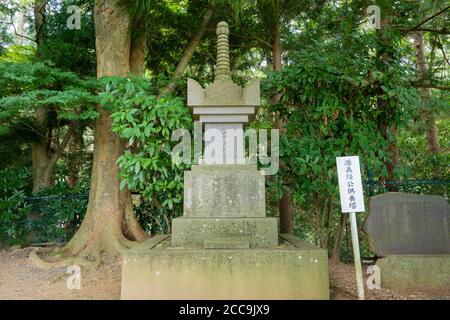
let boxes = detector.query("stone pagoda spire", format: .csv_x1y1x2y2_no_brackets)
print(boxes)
187,21,260,108
215,21,232,80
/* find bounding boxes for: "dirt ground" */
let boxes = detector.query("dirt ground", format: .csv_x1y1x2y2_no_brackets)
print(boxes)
328,260,449,300
0,247,121,300
0,247,448,300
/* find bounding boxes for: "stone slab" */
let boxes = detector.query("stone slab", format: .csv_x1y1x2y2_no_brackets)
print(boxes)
121,236,329,300
193,107,255,115
184,165,265,218
376,255,450,290
364,192,450,256
190,164,258,172
171,217,278,248
204,239,250,249
200,115,249,123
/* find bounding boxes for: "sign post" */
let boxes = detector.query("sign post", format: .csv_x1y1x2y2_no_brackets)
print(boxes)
336,156,366,300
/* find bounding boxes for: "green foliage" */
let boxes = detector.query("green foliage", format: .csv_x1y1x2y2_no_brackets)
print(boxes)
101,75,192,233
0,166,88,244
0,45,35,63
263,24,420,248
395,118,450,196
29,182,88,243
0,167,32,245
0,61,98,137
39,0,96,76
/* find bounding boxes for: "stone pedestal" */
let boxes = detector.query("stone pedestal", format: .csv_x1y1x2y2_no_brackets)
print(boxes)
183,165,265,218
172,164,277,249
121,234,329,300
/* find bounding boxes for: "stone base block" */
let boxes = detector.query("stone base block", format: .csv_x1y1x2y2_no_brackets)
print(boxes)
377,255,450,289
121,234,329,300
184,165,265,218
171,217,278,248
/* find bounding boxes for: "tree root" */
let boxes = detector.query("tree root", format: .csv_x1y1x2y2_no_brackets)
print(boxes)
29,233,138,270
29,247,105,270
29,248,77,269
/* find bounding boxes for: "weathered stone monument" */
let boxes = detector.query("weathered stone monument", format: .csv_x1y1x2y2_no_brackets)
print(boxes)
121,22,329,300
364,192,450,289
365,193,449,256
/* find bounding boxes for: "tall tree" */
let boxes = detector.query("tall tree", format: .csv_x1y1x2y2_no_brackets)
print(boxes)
31,0,147,268
256,0,325,234
376,0,399,189
257,0,294,234
414,31,441,154
31,0,54,192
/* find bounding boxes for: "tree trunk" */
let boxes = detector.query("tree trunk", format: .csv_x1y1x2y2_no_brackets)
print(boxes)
66,0,147,252
16,11,26,45
63,108,136,262
31,109,53,193
386,125,398,189
271,20,294,234
123,22,151,242
163,2,216,94
67,122,84,188
31,1,53,192
31,0,147,268
414,31,440,154
331,212,347,262
129,30,146,76
279,191,294,234
34,0,46,47
426,118,440,154
376,0,398,190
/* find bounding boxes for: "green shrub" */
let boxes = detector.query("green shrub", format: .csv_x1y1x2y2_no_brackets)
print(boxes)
29,182,88,243
0,167,32,245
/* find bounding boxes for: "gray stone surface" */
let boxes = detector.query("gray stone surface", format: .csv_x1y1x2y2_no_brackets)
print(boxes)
171,217,278,248
364,192,450,256
121,237,329,300
204,239,250,249
377,255,450,289
187,78,260,107
193,106,255,115
184,165,265,218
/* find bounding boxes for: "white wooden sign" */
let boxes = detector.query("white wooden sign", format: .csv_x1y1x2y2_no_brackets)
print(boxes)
336,156,365,213
336,155,366,299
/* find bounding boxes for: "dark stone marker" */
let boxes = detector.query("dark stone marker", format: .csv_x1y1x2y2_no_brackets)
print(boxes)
364,192,450,256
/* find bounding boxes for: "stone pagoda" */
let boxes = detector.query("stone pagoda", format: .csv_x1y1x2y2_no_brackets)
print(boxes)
188,21,259,165
121,22,329,300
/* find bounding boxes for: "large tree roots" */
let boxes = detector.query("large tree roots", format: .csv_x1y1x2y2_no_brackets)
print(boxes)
29,197,149,270
30,229,143,270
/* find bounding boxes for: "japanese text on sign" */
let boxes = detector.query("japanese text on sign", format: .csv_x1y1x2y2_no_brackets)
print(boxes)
336,156,365,213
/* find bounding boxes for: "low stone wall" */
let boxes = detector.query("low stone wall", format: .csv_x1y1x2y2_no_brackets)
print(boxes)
377,255,450,290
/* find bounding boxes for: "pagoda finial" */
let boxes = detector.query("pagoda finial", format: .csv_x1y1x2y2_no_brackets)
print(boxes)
215,21,231,80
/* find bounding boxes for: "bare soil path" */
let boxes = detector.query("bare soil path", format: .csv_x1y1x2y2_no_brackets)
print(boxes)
0,248,121,300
